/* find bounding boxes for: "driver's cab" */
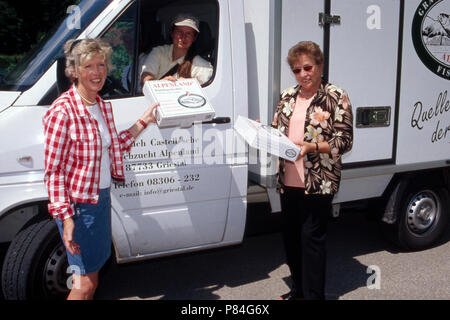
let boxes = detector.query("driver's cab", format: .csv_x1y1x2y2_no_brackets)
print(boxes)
36,0,246,262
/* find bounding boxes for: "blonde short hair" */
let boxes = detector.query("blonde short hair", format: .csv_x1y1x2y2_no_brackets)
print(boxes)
287,41,324,69
63,38,112,84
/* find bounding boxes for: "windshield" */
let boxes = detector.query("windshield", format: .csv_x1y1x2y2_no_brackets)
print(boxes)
0,0,112,92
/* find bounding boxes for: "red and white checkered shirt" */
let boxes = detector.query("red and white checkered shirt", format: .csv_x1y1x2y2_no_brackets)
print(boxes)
43,85,135,220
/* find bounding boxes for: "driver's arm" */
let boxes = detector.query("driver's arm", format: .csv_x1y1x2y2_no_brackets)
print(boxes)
141,71,156,84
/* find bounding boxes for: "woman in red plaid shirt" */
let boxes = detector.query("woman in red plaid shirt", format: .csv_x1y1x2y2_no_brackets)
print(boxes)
43,38,158,300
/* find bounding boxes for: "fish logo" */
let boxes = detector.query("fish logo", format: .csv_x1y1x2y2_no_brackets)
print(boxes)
412,0,450,79
178,93,207,108
285,149,297,159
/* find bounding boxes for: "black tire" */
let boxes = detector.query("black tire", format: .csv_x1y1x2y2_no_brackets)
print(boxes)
1,219,70,300
385,181,450,251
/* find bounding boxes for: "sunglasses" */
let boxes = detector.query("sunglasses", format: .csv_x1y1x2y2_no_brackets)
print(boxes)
292,65,315,74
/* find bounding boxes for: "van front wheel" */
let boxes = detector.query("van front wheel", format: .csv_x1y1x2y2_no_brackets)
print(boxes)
1,219,70,300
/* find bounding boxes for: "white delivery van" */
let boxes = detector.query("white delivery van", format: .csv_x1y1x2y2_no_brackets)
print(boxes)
0,0,449,299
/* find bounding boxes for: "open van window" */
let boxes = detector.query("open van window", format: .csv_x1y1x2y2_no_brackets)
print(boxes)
0,0,112,92
99,0,218,99
138,0,218,88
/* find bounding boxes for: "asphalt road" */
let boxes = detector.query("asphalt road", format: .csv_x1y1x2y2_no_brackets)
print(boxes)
2,205,450,300
94,207,450,300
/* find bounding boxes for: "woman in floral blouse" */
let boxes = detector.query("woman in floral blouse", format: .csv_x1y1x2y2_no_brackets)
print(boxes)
272,41,353,300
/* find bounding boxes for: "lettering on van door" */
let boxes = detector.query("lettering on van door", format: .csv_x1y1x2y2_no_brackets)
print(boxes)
122,135,200,173
114,177,196,199
411,90,450,143
110,122,240,205
114,133,202,199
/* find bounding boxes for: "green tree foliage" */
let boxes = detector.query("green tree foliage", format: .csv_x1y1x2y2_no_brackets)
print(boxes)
0,0,79,55
0,2,23,54
103,22,134,81
0,0,80,76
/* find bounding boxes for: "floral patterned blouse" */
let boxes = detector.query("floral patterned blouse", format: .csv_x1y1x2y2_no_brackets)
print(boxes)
272,81,353,195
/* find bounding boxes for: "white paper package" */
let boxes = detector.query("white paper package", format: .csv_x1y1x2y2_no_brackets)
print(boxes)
233,115,301,161
143,78,215,128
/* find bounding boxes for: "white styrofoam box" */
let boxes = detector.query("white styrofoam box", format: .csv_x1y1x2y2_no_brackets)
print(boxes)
234,115,300,161
143,78,215,128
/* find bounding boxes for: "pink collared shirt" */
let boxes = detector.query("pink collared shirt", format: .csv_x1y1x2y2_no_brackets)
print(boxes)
284,95,314,188
43,85,135,220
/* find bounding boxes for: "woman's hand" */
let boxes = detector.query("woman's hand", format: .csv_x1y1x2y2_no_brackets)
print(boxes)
298,141,316,158
129,102,160,138
141,102,160,124
298,141,331,158
161,75,178,82
141,72,156,84
62,217,80,256
142,75,152,83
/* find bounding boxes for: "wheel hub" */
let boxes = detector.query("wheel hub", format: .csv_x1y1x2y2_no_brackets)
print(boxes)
43,243,70,297
406,190,439,234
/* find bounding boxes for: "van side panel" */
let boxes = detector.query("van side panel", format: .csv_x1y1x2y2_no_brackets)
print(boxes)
244,0,281,182
224,0,249,242
280,0,324,91
397,0,450,165
329,0,400,164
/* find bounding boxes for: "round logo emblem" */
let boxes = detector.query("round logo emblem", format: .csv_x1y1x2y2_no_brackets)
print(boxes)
412,0,450,80
178,94,206,108
285,149,297,159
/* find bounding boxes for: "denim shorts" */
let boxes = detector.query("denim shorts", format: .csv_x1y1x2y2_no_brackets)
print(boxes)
56,188,112,275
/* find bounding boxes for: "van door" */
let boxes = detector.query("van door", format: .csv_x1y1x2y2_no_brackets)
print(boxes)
328,0,401,166
97,0,245,261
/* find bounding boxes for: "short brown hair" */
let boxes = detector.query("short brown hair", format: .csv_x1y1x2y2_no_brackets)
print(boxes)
63,38,112,84
287,41,324,69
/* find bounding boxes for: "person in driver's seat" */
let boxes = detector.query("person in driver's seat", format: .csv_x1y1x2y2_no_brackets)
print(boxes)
140,13,213,85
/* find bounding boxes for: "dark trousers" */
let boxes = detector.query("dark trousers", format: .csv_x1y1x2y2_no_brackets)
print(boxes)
280,186,332,300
